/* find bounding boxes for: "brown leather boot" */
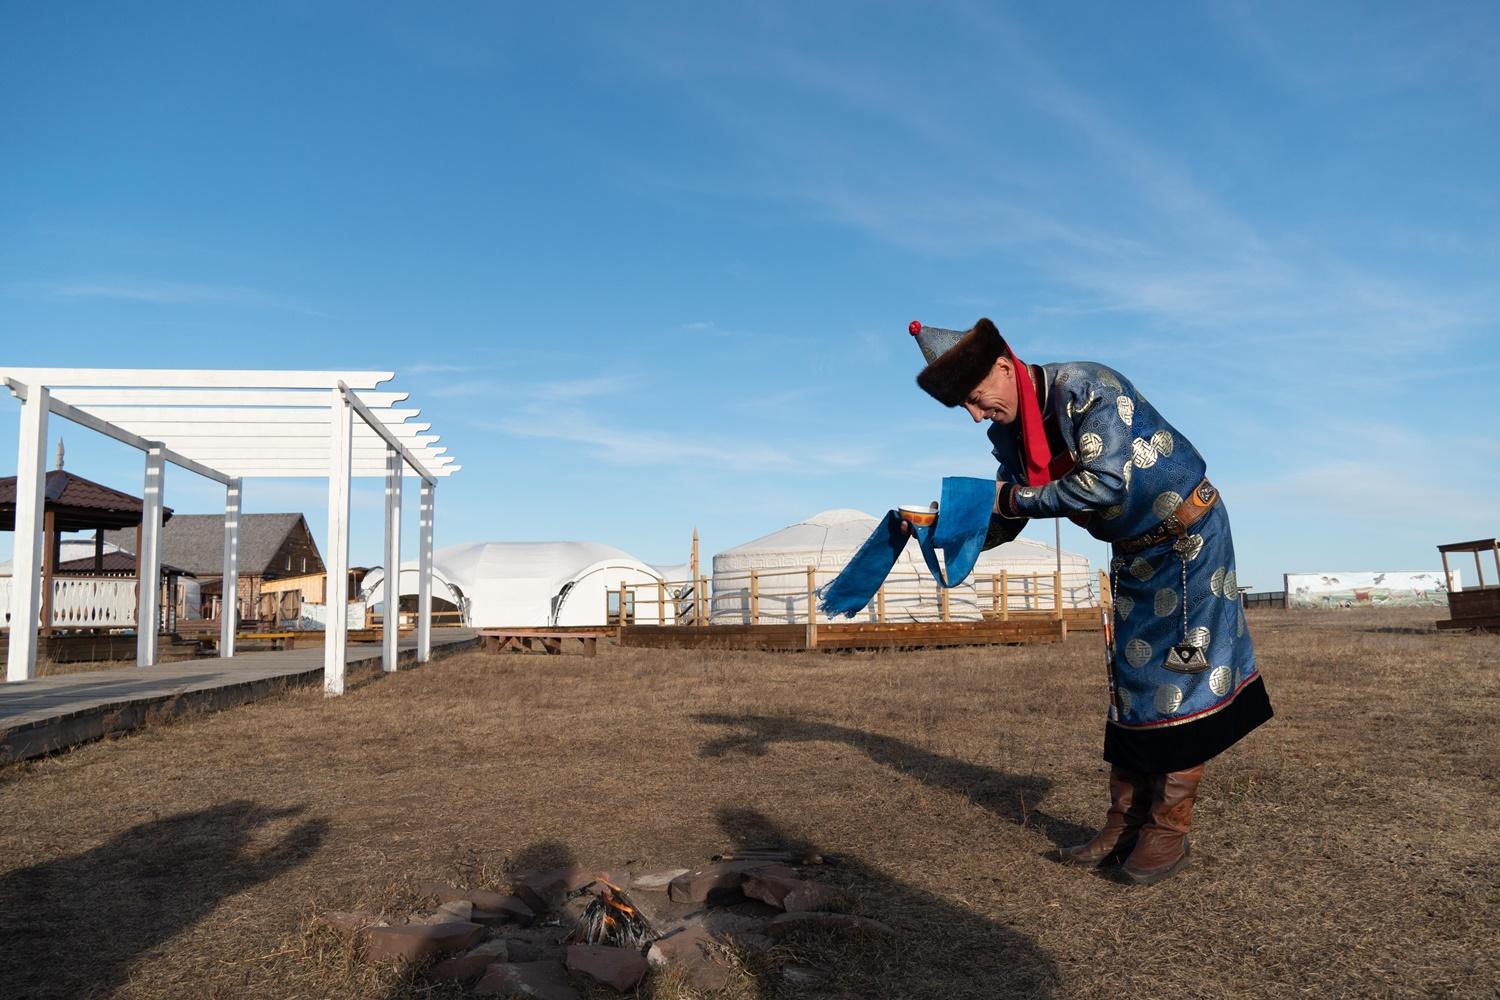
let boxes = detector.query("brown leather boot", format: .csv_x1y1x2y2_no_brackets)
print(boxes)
1122,764,1205,885
1059,767,1152,866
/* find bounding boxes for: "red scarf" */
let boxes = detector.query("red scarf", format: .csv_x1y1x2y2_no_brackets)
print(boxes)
1011,350,1089,526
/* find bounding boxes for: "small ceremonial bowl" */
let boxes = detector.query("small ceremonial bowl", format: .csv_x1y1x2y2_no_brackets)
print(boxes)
898,503,938,528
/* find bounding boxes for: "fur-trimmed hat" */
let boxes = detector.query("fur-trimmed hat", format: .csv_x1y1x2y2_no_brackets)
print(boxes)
912,317,1008,407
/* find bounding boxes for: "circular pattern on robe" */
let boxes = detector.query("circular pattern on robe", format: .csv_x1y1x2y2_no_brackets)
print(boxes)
1238,608,1246,637
1079,432,1104,462
1208,666,1232,697
1117,688,1132,716
1132,437,1158,469
1210,567,1226,597
1224,569,1238,598
1186,626,1211,649
1100,504,1124,521
1115,595,1135,620
1117,395,1135,426
1018,486,1039,500
1153,587,1178,617
1129,556,1154,581
1173,533,1205,562
1150,429,1173,457
1121,460,1134,490
1152,490,1183,521
1074,469,1098,492
1099,371,1122,391
1056,368,1073,386
1125,638,1152,668
1154,683,1184,715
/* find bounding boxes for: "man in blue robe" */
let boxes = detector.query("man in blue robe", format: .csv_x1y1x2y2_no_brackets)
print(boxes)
913,317,1273,885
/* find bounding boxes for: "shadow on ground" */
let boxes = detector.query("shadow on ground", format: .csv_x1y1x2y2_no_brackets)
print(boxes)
0,800,327,999
695,713,1093,849
715,806,1059,999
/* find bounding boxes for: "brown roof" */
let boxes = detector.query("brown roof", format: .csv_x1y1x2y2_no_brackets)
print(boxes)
105,512,319,577
55,550,191,577
0,470,174,532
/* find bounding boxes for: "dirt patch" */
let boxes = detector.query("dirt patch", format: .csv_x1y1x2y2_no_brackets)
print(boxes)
0,608,1494,998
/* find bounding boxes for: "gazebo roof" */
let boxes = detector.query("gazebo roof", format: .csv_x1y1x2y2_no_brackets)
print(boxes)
0,470,174,532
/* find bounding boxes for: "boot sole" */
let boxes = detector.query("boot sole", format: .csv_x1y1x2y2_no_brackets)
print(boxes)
1123,842,1191,886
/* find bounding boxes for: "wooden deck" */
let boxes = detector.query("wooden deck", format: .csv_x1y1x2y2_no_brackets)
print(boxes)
618,617,1066,651
0,629,479,764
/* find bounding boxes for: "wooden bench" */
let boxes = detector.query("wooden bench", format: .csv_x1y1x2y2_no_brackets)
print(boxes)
478,629,611,658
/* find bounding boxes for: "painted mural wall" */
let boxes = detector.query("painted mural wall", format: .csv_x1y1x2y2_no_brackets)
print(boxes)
1284,571,1457,609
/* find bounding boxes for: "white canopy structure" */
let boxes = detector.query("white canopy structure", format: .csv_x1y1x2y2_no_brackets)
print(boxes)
362,541,669,627
1,368,459,694
710,508,1094,623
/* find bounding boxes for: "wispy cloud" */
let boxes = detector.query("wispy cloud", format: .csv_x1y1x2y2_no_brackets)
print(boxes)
38,276,321,314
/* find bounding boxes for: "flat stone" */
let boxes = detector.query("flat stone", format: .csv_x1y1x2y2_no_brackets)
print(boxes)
429,939,510,982
767,911,896,940
741,871,805,908
419,881,535,920
436,899,474,922
566,944,648,992
667,862,795,904
630,868,690,892
313,910,381,938
358,921,485,964
647,925,732,991
473,960,581,1000
511,868,590,912
502,927,570,963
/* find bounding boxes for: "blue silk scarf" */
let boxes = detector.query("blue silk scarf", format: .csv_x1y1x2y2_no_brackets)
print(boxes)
819,476,995,619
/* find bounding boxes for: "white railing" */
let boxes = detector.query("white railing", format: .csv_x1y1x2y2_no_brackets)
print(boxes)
0,574,138,628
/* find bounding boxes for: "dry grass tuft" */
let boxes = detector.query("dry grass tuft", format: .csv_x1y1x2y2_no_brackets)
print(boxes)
0,608,1495,998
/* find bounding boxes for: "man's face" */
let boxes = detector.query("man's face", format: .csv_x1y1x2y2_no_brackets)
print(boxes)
962,358,1018,424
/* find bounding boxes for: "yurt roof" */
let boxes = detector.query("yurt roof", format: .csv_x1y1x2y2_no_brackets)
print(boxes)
716,509,881,557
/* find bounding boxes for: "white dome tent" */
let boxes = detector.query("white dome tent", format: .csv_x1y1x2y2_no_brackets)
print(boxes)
362,541,670,628
710,509,1095,624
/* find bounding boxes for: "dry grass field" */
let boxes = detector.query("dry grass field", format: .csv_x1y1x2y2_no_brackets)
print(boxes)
0,608,1495,999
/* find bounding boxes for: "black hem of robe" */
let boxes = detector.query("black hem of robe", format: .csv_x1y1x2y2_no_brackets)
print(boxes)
1102,675,1274,773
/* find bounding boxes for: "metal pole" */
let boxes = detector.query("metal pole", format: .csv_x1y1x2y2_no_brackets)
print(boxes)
418,479,434,663
220,478,241,657
6,383,49,682
324,389,353,695
382,445,402,673
136,444,165,667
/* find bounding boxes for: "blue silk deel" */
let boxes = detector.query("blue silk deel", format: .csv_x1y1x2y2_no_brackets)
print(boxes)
819,476,995,619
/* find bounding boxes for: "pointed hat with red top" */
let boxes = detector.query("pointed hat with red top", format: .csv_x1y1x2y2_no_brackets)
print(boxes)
910,317,1009,407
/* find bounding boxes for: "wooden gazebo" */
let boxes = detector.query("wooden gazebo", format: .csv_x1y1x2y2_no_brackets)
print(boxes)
0,469,175,639
1436,538,1500,632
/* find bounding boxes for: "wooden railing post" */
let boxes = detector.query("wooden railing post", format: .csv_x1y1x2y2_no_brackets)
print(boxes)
1054,569,1063,617
877,583,886,623
805,565,818,649
619,579,628,636
1000,569,1010,620
657,579,665,625
991,574,999,613
750,568,760,625
698,575,708,625
939,582,950,622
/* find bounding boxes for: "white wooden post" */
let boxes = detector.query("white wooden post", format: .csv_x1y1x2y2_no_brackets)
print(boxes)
220,477,241,657
418,478,434,663
382,445,402,673
324,390,353,695
136,444,165,667
6,383,49,682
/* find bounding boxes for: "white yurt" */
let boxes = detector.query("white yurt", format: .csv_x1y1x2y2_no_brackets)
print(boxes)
710,509,1095,623
361,541,670,628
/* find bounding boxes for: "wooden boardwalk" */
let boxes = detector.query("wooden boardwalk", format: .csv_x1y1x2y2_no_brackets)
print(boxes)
0,630,479,764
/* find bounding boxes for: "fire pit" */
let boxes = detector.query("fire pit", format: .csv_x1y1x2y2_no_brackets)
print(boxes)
568,877,653,949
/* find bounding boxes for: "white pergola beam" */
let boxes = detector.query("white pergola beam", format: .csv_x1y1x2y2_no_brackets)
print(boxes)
418,480,434,663
6,383,49,682
0,368,394,389
324,389,353,696
52,389,410,408
77,406,423,425
104,424,434,440
136,446,165,667
221,478,241,657
383,446,402,673
340,382,435,483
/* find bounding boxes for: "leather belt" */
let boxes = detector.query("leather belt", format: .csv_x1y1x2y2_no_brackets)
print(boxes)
1116,478,1219,554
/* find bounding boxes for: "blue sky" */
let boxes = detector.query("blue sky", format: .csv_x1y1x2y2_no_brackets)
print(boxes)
2,1,1496,590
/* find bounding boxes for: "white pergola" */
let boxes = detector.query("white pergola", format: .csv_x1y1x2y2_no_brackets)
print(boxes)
0,368,460,695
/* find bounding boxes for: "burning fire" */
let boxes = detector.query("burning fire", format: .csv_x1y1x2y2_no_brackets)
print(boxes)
572,876,653,949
